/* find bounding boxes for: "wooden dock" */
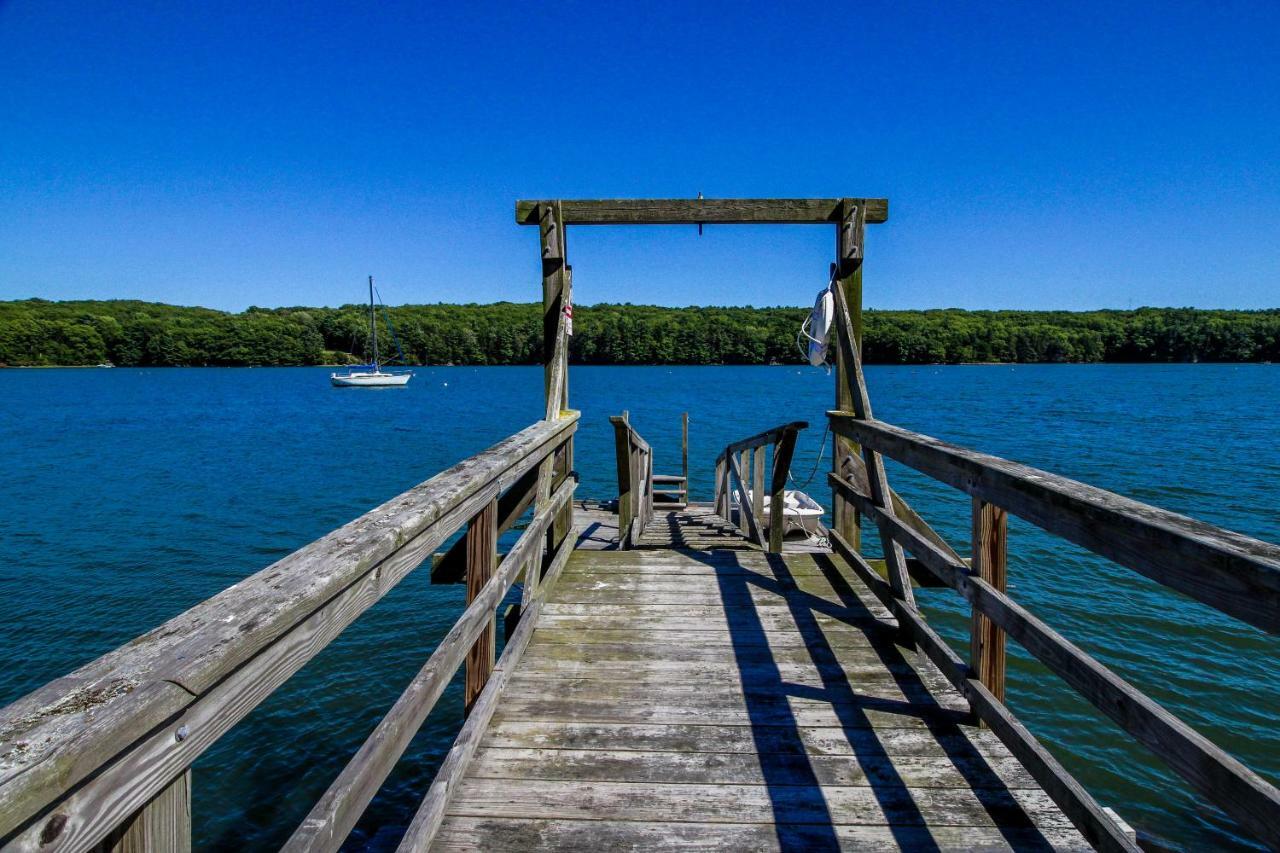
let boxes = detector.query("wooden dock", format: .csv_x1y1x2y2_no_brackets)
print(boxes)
1,198,1277,853
432,512,1090,850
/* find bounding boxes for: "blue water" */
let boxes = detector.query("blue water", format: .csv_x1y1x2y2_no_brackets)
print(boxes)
1,365,1277,850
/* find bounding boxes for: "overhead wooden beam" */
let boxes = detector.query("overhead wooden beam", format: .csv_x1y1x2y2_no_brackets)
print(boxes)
516,198,889,226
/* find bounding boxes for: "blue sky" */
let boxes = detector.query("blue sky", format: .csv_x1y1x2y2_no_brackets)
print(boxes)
1,1,1277,311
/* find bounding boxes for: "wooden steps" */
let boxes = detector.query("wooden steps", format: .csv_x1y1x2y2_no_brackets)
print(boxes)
430,547,1089,851
652,473,687,508
634,506,752,550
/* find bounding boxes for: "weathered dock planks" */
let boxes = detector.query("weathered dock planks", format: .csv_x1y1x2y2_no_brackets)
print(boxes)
428,525,1092,851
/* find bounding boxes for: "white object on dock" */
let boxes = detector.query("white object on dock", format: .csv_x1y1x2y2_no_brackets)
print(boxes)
755,489,825,537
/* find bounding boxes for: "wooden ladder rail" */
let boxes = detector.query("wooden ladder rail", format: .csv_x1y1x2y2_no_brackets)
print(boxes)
826,414,1280,852
0,415,578,853
649,412,690,507
713,421,806,552
610,413,655,549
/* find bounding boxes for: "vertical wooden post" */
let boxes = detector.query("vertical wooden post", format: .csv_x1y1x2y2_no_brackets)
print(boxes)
611,417,634,549
539,202,573,549
681,412,689,504
769,427,801,553
725,457,736,528
93,770,191,853
539,202,568,415
832,249,862,552
645,449,654,527
831,199,914,609
714,457,725,516
464,500,497,712
971,498,1008,705
752,446,766,544
724,457,735,526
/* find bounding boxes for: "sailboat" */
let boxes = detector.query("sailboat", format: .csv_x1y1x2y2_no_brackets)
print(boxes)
330,277,414,387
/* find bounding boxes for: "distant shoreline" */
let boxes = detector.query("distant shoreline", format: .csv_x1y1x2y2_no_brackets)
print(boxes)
3,361,1273,370
3,299,1278,367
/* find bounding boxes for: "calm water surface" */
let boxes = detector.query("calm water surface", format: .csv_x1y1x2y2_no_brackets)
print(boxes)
2,365,1277,850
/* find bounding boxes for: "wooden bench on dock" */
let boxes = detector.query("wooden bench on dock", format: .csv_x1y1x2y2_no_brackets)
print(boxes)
1,198,1277,852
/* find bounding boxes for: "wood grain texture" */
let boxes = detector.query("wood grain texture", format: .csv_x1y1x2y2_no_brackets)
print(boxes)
283,482,575,853
768,426,801,553
843,451,965,565
715,421,808,463
828,413,1280,634
609,416,656,549
481,720,1012,760
971,499,1008,703
397,517,576,852
432,464,539,584
432,817,1089,851
538,201,574,548
725,455,764,546
464,500,498,712
681,412,689,492
466,746,1039,789
90,770,189,853
516,198,889,225
751,447,765,528
829,267,913,607
0,414,577,849
426,547,1086,851
826,528,1140,853
832,472,1280,848
715,422,805,552
443,778,1074,829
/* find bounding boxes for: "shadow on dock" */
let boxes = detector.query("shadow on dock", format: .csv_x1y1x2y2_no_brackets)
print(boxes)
691,547,1055,852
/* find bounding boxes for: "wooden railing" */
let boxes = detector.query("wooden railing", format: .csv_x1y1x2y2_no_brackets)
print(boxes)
815,226,1280,849
610,414,654,549
713,422,806,553
824,416,1280,851
0,414,578,853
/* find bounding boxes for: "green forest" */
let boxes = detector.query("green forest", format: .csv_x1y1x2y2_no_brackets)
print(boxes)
2,298,1278,366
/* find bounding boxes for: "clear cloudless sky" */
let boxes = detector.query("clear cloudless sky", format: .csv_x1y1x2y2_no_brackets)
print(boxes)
1,0,1278,311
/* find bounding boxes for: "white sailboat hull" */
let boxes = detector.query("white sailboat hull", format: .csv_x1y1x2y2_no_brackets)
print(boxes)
330,371,412,387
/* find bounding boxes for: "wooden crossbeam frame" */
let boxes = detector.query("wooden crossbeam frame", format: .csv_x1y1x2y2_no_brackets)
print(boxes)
520,195,891,566
519,196,894,573
517,197,888,226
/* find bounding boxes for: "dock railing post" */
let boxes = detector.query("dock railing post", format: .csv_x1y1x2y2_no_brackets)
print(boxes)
539,202,574,550
611,416,635,549
971,497,1008,705
681,412,689,504
464,499,498,712
769,427,801,553
97,770,192,853
752,446,766,540
832,257,862,553
714,457,725,517
645,448,654,528
830,199,915,610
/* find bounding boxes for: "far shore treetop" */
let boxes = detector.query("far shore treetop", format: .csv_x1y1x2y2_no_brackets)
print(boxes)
1,299,1277,367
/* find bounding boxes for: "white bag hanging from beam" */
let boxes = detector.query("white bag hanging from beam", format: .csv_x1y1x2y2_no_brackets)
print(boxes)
799,282,835,367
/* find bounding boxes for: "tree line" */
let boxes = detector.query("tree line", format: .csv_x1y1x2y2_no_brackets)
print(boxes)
2,298,1278,366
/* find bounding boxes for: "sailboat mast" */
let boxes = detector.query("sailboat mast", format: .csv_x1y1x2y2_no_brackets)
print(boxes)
368,275,379,368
